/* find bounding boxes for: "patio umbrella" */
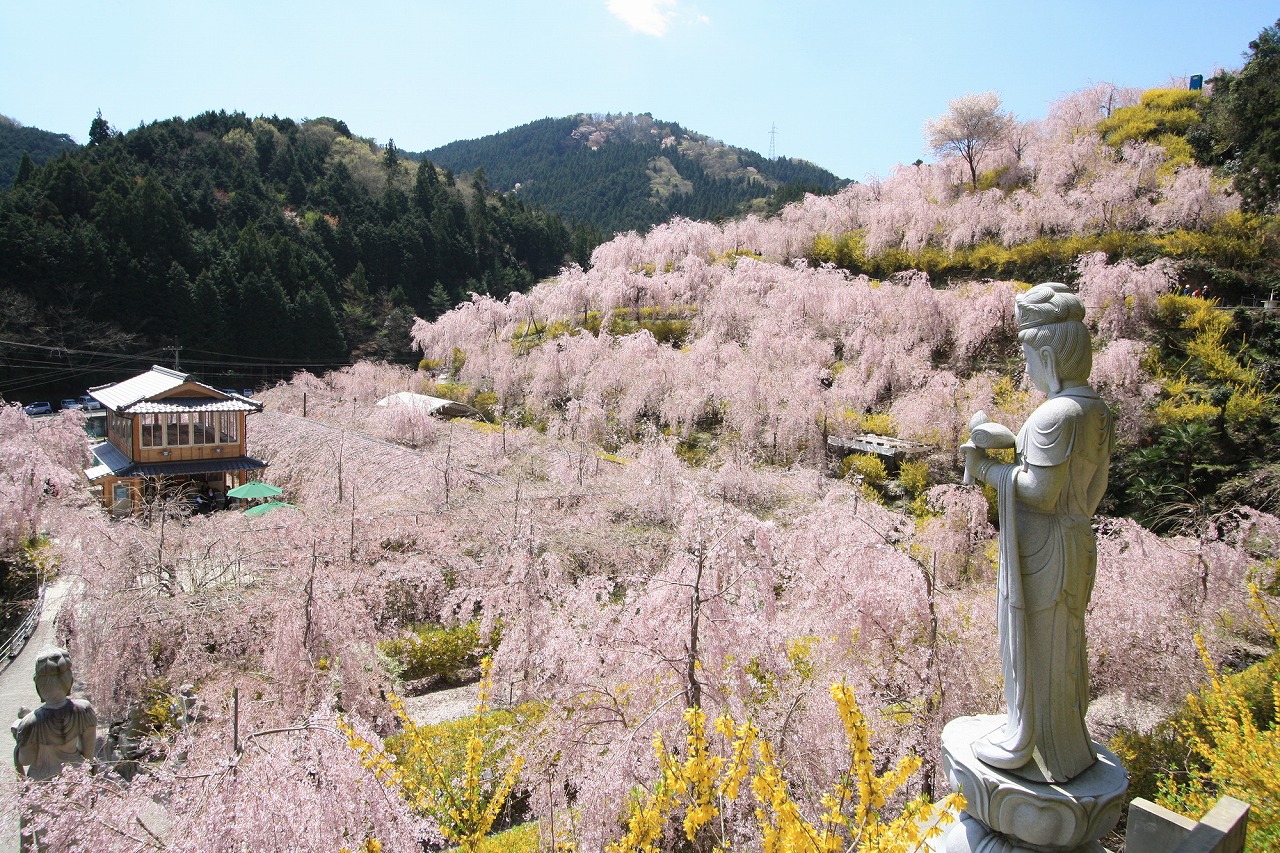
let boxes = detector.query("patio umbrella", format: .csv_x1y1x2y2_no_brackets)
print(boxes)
243,500,296,517
227,481,283,499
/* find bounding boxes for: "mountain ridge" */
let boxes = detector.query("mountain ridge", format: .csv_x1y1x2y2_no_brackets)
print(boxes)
0,114,78,189
420,112,848,234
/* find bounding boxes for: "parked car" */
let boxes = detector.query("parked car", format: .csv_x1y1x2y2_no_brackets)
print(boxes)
60,399,84,411
22,401,52,416
78,395,103,411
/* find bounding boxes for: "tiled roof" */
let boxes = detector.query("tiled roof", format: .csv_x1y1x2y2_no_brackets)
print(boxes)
89,366,262,414
84,442,268,482
126,397,258,414
133,456,267,477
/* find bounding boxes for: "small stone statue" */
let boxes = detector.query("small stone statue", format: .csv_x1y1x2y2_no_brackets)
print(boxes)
12,647,97,780
964,283,1114,784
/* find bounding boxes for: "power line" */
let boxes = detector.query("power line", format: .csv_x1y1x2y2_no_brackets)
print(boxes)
0,352,156,397
0,338,357,374
0,333,388,406
0,338,162,360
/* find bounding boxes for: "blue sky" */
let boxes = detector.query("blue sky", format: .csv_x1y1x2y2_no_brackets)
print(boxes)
2,1,1275,181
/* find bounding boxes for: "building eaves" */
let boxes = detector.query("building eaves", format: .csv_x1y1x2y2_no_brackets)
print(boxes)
122,397,260,415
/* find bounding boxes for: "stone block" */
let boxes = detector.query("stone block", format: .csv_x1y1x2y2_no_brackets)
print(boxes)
1173,797,1249,853
1125,798,1194,852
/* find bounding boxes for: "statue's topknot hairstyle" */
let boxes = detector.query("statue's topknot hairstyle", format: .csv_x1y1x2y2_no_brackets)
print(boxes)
1015,283,1092,382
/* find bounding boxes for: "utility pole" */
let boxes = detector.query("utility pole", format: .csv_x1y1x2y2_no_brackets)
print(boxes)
164,343,183,371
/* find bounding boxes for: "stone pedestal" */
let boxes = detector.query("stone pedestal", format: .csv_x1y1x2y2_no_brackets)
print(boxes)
940,715,1128,853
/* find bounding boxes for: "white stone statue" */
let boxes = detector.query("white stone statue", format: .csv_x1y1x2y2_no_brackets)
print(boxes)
12,647,97,780
964,283,1114,785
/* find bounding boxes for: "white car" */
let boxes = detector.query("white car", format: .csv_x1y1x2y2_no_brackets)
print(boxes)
60,399,84,411
22,401,52,416
78,395,103,411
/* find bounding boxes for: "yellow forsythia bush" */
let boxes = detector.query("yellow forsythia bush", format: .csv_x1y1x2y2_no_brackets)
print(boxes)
378,621,496,682
343,659,532,853
839,453,888,486
1154,587,1280,850
608,684,964,853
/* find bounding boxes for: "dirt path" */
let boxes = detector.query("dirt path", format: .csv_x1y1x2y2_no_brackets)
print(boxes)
399,682,481,726
0,579,73,853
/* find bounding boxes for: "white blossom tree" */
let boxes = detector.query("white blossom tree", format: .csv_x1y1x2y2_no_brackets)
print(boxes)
925,91,1015,191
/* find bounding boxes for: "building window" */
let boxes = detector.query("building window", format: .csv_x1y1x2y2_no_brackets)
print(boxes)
218,412,239,444
109,412,134,455
139,409,239,449
165,413,192,446
140,414,162,447
193,412,216,445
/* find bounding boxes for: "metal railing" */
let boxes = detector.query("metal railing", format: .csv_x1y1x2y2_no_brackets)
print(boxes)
0,584,46,662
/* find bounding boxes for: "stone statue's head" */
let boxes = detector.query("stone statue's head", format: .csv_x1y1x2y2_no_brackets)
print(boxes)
1016,283,1091,384
33,647,74,704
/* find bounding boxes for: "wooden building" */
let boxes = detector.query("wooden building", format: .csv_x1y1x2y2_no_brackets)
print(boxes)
82,366,266,514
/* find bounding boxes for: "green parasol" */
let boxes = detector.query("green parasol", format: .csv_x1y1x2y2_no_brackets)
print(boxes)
243,500,296,517
227,481,283,499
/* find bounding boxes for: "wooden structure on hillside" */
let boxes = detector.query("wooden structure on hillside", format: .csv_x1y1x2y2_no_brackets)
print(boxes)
827,433,929,469
82,366,266,514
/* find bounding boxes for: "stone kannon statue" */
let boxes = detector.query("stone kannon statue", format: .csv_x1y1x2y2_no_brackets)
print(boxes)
11,647,97,780
963,283,1115,785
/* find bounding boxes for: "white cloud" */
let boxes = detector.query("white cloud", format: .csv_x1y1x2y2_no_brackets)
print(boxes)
606,0,678,37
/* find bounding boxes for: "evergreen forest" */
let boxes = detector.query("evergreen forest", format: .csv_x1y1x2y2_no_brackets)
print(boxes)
423,113,847,234
0,112,588,398
0,115,77,190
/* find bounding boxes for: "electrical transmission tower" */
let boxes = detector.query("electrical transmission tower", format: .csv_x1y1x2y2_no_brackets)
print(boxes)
768,123,778,160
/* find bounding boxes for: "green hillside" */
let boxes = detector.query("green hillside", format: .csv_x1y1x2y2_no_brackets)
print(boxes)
0,114,77,189
423,113,848,234
0,111,588,399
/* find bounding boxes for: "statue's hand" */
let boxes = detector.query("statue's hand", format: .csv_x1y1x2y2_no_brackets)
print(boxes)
10,707,30,741
964,445,988,484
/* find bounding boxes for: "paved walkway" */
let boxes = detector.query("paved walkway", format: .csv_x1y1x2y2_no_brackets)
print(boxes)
0,580,73,853
0,584,477,851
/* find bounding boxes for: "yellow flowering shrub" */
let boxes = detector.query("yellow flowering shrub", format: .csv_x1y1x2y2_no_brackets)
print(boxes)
342,659,530,853
1151,294,1268,430
806,215,1268,283
608,685,963,853
838,453,890,504
898,461,930,499
839,454,888,486
377,620,496,682
858,413,898,437
1136,584,1274,850
991,375,1030,419
472,821,541,853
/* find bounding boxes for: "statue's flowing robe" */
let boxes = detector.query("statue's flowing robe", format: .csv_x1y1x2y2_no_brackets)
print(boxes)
14,699,97,780
985,386,1113,783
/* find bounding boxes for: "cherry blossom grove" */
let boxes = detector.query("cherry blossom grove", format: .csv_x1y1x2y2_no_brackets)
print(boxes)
3,81,1272,850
